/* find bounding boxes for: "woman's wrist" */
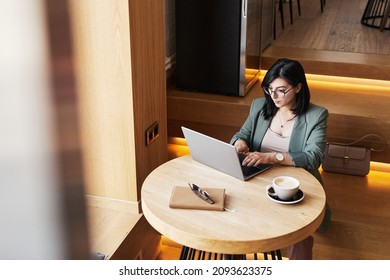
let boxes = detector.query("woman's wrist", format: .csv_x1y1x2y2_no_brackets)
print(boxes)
269,152,279,164
270,152,295,166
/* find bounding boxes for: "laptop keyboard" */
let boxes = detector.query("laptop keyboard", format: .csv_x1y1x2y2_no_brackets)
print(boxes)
238,153,272,177
241,164,262,177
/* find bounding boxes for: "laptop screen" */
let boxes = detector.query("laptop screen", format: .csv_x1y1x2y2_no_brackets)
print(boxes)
182,126,271,180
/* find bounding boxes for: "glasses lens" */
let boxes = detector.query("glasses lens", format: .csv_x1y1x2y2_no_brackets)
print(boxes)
265,88,291,96
275,89,284,95
264,88,280,97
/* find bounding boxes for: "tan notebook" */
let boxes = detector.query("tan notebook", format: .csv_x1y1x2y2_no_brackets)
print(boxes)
169,186,225,211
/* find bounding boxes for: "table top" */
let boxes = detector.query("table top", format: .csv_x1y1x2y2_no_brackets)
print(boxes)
141,155,326,254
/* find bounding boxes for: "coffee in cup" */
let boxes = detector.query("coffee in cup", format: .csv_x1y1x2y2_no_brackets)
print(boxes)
268,176,300,200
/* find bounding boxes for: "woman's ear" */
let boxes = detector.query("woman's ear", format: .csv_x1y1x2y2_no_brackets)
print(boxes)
296,83,303,93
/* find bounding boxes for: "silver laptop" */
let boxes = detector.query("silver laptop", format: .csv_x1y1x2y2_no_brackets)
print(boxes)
181,126,272,181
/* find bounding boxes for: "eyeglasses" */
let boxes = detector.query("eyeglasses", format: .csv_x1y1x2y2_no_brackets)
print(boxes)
263,86,293,97
188,183,214,204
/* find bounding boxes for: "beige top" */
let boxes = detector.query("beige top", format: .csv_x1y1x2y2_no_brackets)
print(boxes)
261,128,291,153
141,155,326,254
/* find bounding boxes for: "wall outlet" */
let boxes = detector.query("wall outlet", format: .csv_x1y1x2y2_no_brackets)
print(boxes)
145,121,159,146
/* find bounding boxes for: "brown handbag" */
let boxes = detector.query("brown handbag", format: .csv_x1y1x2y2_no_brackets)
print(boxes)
322,134,386,176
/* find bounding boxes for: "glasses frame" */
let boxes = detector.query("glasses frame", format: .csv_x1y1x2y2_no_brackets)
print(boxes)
263,86,294,97
188,183,214,204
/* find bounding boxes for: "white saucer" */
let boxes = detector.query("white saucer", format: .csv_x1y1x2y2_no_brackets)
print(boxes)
266,185,305,205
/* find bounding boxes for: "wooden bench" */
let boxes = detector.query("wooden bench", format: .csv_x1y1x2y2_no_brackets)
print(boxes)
167,72,389,163
86,196,161,260
261,46,390,81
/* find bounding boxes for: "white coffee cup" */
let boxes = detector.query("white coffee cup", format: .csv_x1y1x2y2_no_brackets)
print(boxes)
268,176,300,200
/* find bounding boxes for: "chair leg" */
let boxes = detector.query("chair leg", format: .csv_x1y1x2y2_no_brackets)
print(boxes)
380,1,390,31
179,246,190,260
288,0,301,24
263,250,283,260
273,1,276,39
297,0,301,15
320,0,325,13
276,249,283,260
279,1,285,29
271,251,277,260
188,248,196,259
198,250,205,260
274,0,284,40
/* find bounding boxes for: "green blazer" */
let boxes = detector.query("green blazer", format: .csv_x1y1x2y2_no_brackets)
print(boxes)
230,98,329,184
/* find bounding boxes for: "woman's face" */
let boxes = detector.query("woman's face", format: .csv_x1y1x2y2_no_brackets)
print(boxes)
267,77,300,109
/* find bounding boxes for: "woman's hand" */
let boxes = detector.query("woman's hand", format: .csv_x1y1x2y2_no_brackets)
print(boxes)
234,139,249,154
242,152,274,166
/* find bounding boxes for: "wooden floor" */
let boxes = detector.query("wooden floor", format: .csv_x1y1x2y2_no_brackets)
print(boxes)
272,0,390,55
313,165,390,259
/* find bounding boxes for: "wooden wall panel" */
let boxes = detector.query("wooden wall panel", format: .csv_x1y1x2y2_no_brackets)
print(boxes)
69,0,138,202
128,0,168,201
69,0,166,259
69,0,168,203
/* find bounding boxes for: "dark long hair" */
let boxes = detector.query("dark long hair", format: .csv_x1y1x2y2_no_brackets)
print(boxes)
261,58,310,119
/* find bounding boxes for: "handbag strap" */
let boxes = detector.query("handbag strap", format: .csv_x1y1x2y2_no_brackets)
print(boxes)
328,134,386,152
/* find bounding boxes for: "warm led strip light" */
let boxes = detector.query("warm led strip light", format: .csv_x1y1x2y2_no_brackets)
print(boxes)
260,70,390,90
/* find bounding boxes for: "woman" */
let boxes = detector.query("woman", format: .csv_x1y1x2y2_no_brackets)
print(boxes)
230,58,331,260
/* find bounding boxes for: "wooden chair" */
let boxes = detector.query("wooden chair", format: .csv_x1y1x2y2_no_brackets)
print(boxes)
274,0,325,39
361,0,390,31
278,0,301,26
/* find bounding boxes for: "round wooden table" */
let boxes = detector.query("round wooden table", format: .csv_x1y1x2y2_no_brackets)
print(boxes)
141,155,326,254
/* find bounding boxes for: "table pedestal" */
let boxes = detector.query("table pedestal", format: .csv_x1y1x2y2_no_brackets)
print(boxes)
179,246,283,260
